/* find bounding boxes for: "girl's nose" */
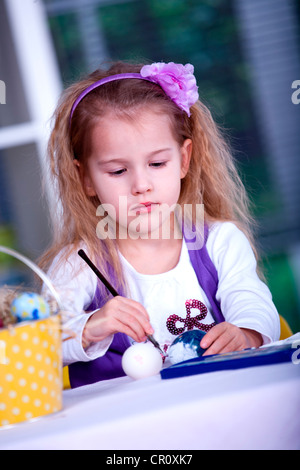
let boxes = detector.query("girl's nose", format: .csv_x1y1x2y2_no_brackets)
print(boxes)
131,170,153,195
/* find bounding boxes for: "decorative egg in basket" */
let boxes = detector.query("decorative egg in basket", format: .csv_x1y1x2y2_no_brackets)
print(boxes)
11,292,50,322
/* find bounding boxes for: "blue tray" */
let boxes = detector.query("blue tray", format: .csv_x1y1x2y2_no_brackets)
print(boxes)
160,343,297,379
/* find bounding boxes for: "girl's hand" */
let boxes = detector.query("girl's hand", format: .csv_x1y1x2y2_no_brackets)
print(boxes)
200,322,263,356
82,296,154,348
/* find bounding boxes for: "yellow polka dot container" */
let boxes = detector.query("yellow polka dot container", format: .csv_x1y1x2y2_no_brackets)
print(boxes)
0,315,62,427
0,246,64,427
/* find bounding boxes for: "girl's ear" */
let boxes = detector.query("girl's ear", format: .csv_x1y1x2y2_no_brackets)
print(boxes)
73,159,96,197
180,139,192,179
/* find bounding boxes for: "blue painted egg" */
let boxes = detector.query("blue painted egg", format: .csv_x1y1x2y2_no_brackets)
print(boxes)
168,330,207,365
11,292,50,322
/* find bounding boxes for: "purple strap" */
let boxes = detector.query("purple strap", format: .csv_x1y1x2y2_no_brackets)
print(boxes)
70,73,154,124
187,225,224,324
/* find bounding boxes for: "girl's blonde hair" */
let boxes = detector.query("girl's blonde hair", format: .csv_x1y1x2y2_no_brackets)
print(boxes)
39,61,257,298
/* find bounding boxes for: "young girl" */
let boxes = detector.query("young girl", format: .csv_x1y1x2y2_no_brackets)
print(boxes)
41,61,280,388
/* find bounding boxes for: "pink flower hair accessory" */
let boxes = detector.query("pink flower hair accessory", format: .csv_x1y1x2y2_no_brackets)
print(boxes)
140,62,199,117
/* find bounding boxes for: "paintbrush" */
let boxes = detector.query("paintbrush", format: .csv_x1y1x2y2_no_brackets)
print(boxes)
78,249,165,355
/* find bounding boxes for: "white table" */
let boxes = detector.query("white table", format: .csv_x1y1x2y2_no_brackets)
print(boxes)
0,360,299,450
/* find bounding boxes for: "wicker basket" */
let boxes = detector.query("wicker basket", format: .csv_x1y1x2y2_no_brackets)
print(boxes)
0,246,63,427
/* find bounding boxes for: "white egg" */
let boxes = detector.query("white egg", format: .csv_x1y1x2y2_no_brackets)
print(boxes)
122,342,163,380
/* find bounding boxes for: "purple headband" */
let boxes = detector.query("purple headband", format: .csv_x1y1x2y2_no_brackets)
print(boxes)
69,62,199,124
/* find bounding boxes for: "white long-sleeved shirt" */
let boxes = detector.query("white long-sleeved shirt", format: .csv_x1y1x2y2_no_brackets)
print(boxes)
46,222,280,366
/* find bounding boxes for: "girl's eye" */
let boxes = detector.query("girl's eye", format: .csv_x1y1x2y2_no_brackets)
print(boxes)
109,168,127,176
150,162,167,168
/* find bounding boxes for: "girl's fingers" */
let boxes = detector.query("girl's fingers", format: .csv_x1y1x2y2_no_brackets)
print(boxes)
87,296,154,343
200,322,247,356
118,297,151,322
200,323,227,350
202,335,236,356
118,311,153,342
113,297,154,335
114,319,148,343
115,312,148,342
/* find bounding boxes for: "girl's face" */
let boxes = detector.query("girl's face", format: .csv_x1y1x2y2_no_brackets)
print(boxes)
83,108,192,239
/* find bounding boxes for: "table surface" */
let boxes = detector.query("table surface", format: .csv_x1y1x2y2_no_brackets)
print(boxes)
0,358,299,450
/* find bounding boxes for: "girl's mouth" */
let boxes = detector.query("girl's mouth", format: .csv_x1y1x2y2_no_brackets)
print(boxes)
130,202,159,215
